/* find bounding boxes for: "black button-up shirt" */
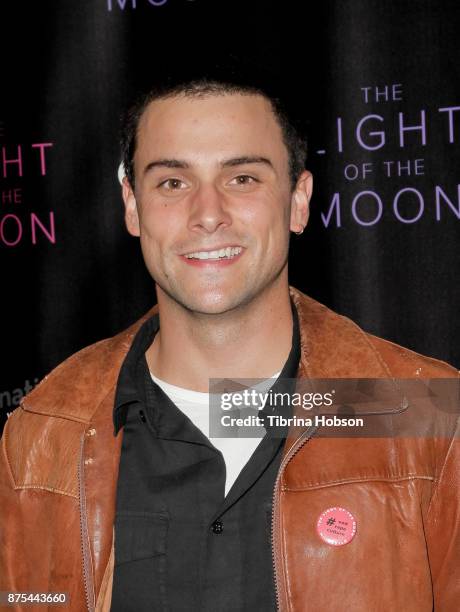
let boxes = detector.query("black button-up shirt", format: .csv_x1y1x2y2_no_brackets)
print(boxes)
111,302,301,612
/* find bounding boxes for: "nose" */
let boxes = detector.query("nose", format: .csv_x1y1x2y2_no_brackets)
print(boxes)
187,183,232,234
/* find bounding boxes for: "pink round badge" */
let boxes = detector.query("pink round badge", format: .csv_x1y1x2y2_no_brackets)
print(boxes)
316,507,357,546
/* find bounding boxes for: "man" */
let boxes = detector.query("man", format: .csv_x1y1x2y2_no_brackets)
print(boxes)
1,78,459,612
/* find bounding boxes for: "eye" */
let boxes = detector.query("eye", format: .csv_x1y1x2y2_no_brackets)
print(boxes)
158,178,187,190
229,174,259,186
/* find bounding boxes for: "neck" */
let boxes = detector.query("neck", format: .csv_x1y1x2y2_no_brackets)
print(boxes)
146,275,293,392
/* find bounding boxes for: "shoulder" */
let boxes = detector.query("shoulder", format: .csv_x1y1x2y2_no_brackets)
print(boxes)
0,309,156,496
289,286,458,379
366,333,458,378
18,304,158,423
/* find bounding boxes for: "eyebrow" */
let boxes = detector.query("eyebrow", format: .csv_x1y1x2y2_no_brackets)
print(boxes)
221,156,274,169
143,155,274,175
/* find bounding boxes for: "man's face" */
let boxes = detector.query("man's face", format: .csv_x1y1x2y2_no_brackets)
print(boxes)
123,93,311,315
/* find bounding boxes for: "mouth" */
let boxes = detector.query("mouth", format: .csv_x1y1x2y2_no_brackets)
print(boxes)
180,245,244,266
184,246,243,260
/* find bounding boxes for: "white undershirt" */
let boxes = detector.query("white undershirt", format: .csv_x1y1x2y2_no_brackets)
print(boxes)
150,371,281,496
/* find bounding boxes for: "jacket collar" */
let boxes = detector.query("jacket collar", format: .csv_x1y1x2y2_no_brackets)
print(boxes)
21,287,394,423
21,306,158,423
290,287,392,379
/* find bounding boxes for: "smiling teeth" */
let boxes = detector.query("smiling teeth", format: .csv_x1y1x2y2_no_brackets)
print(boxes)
185,247,243,260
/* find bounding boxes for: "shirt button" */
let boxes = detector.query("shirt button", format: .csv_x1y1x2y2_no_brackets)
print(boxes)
211,520,223,534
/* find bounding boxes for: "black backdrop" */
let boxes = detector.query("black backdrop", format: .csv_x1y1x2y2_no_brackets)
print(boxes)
1,0,459,432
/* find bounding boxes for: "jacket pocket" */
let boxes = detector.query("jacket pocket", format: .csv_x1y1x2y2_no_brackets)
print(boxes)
112,511,169,612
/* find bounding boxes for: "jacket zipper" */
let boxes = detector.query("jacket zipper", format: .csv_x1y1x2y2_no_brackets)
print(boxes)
271,425,318,611
78,432,96,612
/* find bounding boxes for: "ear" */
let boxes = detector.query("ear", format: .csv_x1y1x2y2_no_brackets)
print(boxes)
289,170,313,234
122,176,140,237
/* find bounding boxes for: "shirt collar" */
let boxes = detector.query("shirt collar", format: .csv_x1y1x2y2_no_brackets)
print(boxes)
113,313,160,435
258,300,300,436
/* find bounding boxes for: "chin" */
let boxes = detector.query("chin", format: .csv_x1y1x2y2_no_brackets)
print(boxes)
172,287,249,316
185,295,239,316
158,278,257,315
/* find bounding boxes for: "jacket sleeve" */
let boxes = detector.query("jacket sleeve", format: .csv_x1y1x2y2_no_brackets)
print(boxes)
0,407,87,611
0,409,23,595
425,415,460,611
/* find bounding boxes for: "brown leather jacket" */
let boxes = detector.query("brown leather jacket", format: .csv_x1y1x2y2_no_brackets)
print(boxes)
1,288,459,611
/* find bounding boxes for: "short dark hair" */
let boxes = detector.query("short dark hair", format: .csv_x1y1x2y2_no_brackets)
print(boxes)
120,78,307,191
